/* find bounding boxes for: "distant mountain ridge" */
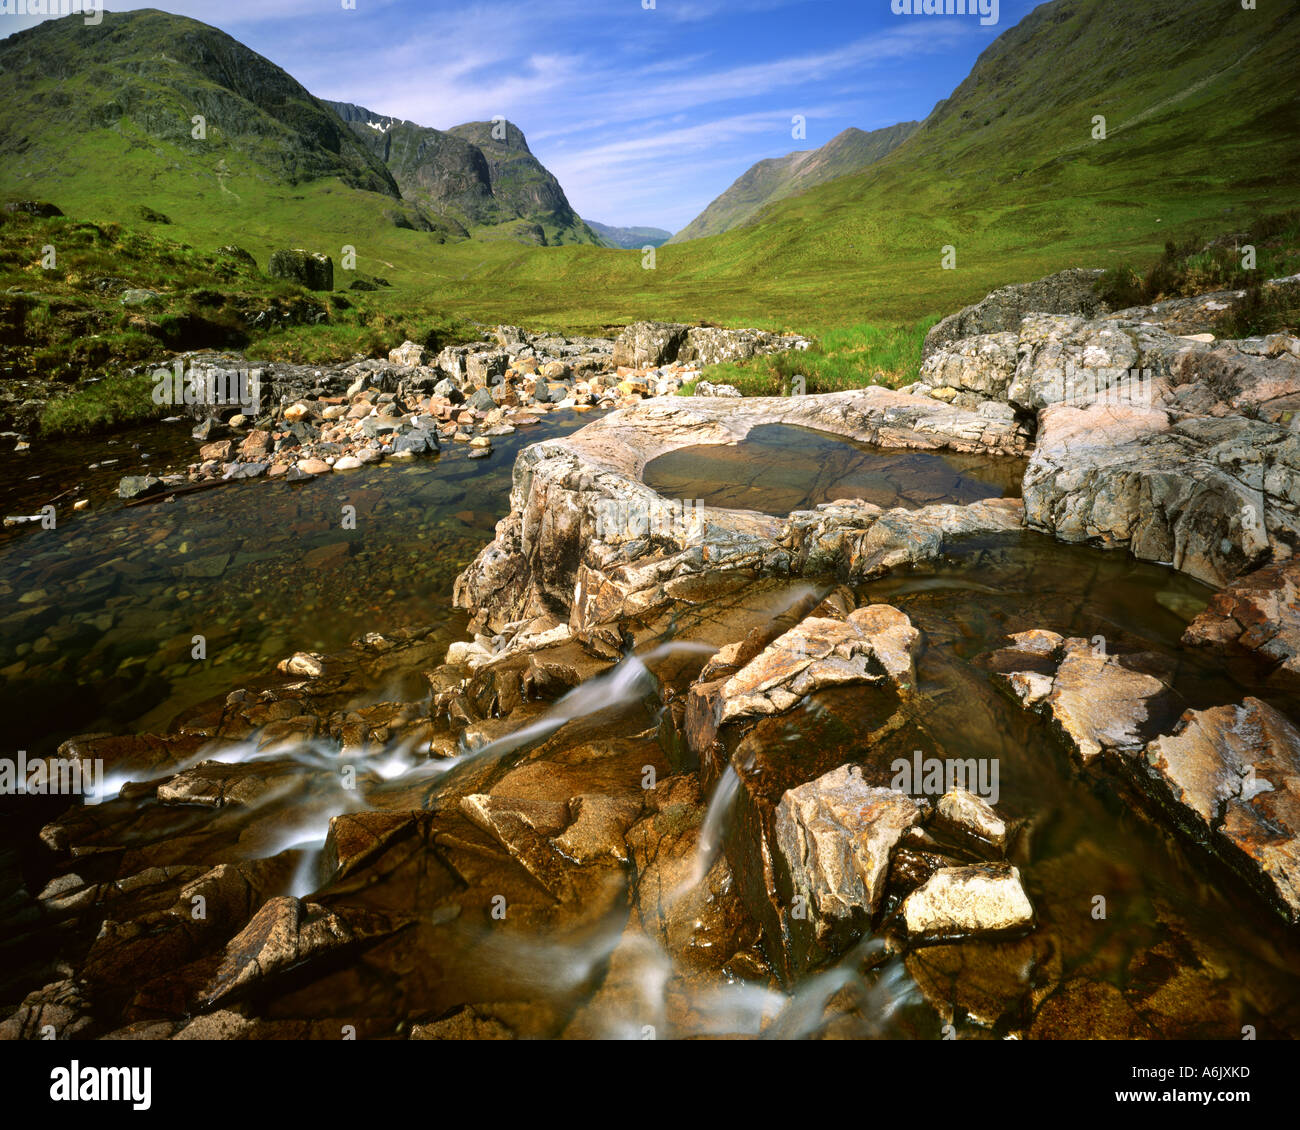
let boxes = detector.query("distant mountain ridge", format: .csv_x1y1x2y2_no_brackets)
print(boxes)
585,221,672,249
324,101,600,246
669,121,920,243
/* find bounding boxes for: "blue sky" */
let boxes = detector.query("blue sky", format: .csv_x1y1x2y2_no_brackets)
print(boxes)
5,0,1045,231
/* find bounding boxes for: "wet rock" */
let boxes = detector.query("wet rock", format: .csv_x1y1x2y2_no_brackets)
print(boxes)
1031,979,1157,1039
905,933,1061,1032
1183,560,1300,689
278,651,325,678
117,474,165,501
200,896,374,1007
392,431,437,456
0,979,95,1040
901,864,1034,941
688,605,919,756
458,793,574,899
1137,697,1300,923
200,439,233,462
554,793,641,864
997,634,1169,763
774,765,921,945
933,788,1008,856
620,775,762,977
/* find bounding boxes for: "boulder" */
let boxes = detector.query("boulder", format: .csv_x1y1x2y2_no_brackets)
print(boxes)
774,765,921,947
901,864,1035,941
611,321,688,367
922,268,1109,359
267,249,334,291
117,474,165,501
995,634,1168,763
388,340,428,367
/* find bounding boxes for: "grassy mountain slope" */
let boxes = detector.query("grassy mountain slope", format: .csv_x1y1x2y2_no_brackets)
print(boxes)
668,121,919,244
0,10,419,225
2,0,1296,343
404,0,1300,331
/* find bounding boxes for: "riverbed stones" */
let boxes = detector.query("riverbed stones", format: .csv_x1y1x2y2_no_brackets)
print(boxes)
901,864,1035,941
933,788,1008,856
117,474,165,501
200,896,374,1007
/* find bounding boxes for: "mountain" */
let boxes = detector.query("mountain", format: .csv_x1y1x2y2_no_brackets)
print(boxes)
0,10,424,224
426,0,1299,330
586,221,673,249
0,10,597,255
668,122,919,243
325,102,600,246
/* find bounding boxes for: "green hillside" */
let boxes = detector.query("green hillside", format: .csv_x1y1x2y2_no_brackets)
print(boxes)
667,121,919,244
1,0,1297,345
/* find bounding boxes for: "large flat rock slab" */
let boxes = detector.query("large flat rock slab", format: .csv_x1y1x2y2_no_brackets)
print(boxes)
455,391,1029,633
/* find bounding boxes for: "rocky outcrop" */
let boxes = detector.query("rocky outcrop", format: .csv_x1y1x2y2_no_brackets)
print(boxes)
990,631,1170,764
910,276,1300,590
611,321,809,368
266,249,334,291
454,391,1029,634
993,627,1300,925
1022,403,1297,587
922,268,1109,359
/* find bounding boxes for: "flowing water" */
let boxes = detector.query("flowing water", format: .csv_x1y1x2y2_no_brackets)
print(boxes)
0,413,593,755
3,420,1299,1038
